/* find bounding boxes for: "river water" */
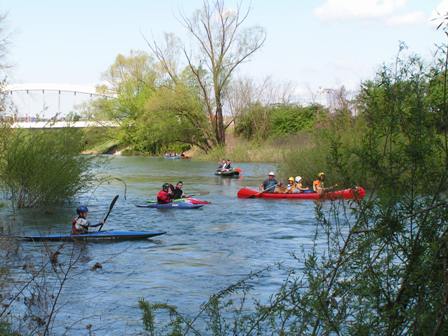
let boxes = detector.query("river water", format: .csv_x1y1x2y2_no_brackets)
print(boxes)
1,157,329,335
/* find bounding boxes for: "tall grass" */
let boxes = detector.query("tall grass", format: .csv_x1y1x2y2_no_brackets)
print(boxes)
0,127,95,208
195,133,313,163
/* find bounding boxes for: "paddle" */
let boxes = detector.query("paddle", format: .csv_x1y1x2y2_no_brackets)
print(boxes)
185,191,210,197
98,195,119,232
248,185,276,198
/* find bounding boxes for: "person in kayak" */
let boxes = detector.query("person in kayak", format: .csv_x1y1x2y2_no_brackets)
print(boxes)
260,171,278,192
217,159,226,171
157,183,173,204
223,159,232,171
71,206,103,235
293,176,309,193
172,181,185,199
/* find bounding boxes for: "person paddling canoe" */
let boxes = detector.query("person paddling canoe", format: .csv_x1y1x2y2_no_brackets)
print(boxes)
293,176,310,193
157,183,173,204
286,177,295,193
313,172,337,195
71,206,104,235
260,171,278,192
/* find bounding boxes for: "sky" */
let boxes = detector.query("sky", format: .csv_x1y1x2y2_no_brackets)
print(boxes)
1,0,448,116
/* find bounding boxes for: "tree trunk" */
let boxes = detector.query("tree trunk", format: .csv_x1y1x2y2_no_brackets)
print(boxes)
215,101,226,145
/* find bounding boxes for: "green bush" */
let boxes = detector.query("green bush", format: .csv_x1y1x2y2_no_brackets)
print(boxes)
0,128,95,208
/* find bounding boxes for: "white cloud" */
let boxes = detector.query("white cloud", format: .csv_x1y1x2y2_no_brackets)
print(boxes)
314,0,427,26
314,0,408,20
434,0,448,16
386,11,427,25
431,0,448,27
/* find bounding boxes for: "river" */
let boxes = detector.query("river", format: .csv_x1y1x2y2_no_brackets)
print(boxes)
1,156,327,335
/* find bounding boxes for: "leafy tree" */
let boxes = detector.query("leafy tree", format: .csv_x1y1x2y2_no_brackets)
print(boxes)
133,84,211,153
91,51,158,147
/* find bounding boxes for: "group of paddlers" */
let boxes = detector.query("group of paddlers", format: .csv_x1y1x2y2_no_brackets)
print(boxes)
70,168,333,235
260,171,335,195
157,181,186,204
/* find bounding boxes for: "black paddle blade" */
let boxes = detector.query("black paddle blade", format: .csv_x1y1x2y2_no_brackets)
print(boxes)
99,195,119,232
108,195,119,212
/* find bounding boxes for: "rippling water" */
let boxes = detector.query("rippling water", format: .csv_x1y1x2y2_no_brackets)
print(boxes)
1,157,329,335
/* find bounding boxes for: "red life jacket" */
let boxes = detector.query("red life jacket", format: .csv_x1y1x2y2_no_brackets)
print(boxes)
157,190,172,204
71,216,86,235
72,217,79,234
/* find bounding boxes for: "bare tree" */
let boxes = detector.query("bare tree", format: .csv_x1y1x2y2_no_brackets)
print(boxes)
149,0,266,146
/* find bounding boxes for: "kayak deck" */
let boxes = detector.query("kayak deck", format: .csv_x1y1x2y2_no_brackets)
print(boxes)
20,230,167,242
136,202,204,209
145,197,210,205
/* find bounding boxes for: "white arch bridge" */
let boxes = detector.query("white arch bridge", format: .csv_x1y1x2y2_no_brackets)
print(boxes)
4,83,117,128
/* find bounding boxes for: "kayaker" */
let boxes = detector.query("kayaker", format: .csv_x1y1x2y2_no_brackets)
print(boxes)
71,206,103,235
157,183,173,204
223,159,232,171
293,176,309,193
260,171,278,192
172,181,184,199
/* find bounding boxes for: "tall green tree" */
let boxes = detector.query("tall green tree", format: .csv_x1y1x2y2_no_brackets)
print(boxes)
93,51,158,146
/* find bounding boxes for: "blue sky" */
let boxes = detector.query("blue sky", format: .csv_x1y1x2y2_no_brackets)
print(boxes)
1,0,448,114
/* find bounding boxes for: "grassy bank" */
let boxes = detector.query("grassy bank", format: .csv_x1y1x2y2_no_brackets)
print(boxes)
192,132,313,163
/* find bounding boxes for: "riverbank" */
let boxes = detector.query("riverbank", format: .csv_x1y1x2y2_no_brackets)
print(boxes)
83,128,313,163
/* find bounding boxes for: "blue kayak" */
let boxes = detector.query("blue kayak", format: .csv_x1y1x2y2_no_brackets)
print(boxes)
20,230,166,242
136,202,203,209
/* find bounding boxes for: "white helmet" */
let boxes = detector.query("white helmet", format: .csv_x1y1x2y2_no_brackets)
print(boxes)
295,176,302,183
268,171,275,176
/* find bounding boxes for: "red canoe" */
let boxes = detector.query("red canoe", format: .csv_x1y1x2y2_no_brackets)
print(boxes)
237,187,366,200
